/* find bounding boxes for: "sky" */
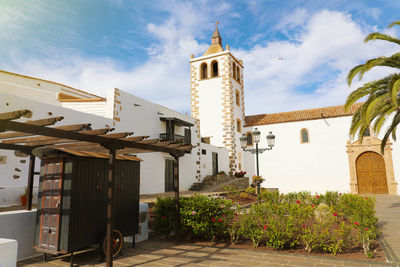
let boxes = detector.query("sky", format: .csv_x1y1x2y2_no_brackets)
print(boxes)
1,0,399,115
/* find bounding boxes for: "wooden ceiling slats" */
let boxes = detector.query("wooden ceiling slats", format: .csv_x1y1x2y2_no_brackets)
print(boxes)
0,112,189,156
176,145,193,151
136,138,160,144
152,141,173,146
100,132,134,139
0,110,32,120
123,136,149,141
166,143,183,148
2,128,113,144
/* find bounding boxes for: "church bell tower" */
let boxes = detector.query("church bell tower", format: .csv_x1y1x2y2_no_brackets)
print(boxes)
190,23,245,173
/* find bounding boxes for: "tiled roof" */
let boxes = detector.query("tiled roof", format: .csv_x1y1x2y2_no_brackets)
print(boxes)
245,103,363,126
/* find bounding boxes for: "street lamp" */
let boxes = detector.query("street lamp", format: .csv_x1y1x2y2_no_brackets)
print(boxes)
240,128,275,203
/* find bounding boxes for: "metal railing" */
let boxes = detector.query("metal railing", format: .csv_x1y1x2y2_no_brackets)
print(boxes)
160,133,189,144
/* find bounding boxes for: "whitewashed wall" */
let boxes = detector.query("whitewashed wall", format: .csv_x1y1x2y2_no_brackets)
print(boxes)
244,116,400,194
0,210,40,260
199,143,229,177
245,117,357,193
0,93,111,191
191,53,226,147
111,90,201,194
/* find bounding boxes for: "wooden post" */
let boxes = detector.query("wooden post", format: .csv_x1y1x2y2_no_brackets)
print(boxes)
173,155,180,237
106,148,116,267
26,154,35,210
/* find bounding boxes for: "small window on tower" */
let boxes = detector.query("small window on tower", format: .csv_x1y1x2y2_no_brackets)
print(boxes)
200,63,208,79
235,90,240,106
212,61,218,77
237,66,240,83
300,128,309,143
236,119,242,132
233,62,236,79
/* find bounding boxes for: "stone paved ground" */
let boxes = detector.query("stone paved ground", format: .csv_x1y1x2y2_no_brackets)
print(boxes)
18,240,393,267
375,195,400,264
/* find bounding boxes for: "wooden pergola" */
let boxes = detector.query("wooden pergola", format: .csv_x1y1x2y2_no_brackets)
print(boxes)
0,110,193,267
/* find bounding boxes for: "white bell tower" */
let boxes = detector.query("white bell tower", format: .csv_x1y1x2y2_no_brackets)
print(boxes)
190,23,245,173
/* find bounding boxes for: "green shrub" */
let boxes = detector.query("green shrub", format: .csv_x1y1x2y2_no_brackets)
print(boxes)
153,195,235,241
154,192,380,258
245,186,256,195
239,192,249,199
153,197,176,238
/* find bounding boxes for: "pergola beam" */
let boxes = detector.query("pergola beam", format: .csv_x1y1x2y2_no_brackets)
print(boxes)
0,119,185,156
0,121,89,140
0,110,32,121
2,128,114,144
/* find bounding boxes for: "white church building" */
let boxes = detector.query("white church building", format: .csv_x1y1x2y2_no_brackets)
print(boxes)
0,26,399,207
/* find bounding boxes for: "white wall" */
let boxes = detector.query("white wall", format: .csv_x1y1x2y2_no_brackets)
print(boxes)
244,116,400,194
244,117,354,193
0,210,40,260
112,89,201,193
0,93,112,190
199,143,229,177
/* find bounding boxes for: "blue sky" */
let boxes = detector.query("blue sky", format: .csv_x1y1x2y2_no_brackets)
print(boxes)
1,0,399,115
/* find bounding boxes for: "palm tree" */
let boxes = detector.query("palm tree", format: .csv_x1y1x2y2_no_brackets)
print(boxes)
345,20,400,152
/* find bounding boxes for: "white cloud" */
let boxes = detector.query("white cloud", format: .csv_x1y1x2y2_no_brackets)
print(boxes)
3,5,399,118
234,10,399,114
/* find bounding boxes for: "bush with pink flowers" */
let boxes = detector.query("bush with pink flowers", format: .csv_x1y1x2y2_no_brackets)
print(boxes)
153,192,379,258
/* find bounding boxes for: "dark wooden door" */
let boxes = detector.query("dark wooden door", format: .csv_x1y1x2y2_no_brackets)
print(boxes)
212,152,218,175
356,152,388,194
39,159,64,251
184,128,191,145
165,159,174,192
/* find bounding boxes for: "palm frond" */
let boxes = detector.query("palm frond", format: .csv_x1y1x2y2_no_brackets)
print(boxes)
364,33,400,46
388,21,400,28
381,110,400,153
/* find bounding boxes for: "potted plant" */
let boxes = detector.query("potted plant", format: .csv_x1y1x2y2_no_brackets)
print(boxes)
234,171,246,178
20,187,28,206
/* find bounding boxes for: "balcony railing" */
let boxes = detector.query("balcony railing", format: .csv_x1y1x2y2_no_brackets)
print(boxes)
160,133,190,144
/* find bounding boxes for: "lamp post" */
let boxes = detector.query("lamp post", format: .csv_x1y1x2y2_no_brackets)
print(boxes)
240,128,275,203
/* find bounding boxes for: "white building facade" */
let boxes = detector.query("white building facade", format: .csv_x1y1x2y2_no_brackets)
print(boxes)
0,70,229,207
1,25,399,206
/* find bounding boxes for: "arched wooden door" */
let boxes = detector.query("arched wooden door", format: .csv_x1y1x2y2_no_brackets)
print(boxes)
356,152,388,194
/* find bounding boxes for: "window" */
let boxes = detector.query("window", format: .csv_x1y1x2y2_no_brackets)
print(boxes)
202,149,207,155
300,128,309,143
235,90,240,106
212,61,218,77
236,119,242,132
200,63,207,79
233,62,236,79
246,132,253,146
236,66,240,83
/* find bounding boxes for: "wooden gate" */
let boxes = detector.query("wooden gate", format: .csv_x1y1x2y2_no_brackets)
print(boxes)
356,152,388,194
39,159,64,251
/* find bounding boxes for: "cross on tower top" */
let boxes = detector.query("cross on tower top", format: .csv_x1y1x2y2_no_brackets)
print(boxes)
215,21,219,28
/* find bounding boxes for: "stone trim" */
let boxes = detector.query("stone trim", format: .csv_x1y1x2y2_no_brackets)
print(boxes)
346,137,397,195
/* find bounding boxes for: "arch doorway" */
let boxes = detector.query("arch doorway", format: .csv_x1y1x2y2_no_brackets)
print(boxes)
356,152,388,194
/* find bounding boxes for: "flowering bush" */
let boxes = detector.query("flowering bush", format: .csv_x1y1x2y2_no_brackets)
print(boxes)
153,195,235,241
153,192,380,258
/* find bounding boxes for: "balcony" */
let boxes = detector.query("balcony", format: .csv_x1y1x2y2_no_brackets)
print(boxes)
160,133,190,144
